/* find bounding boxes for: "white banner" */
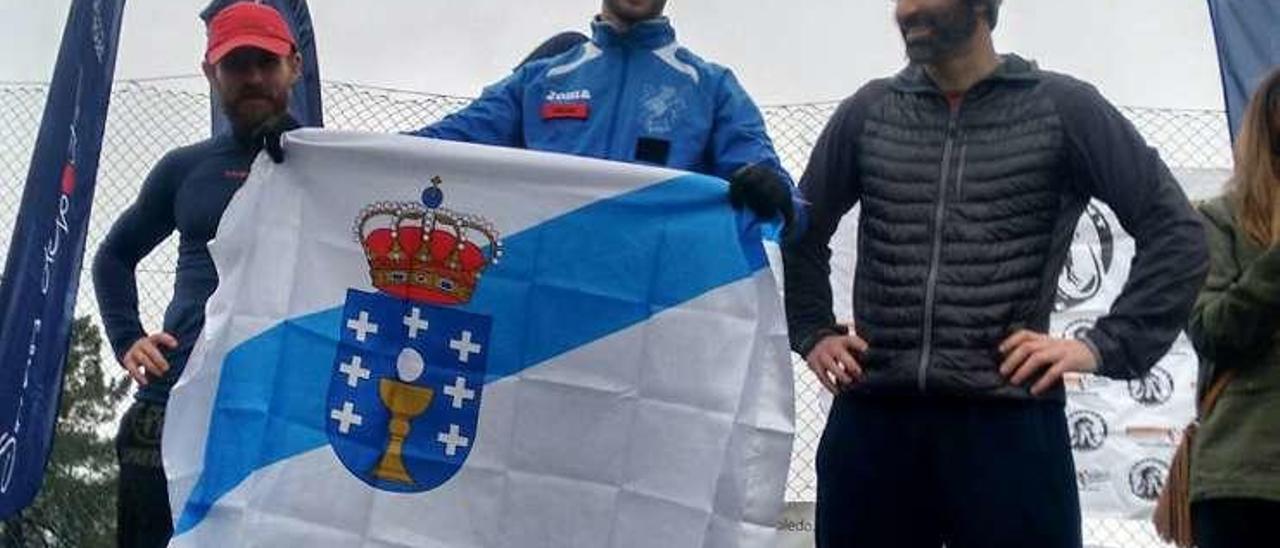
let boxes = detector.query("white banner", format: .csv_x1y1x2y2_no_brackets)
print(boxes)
163,129,795,547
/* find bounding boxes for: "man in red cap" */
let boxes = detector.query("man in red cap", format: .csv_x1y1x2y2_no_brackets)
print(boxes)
92,3,303,546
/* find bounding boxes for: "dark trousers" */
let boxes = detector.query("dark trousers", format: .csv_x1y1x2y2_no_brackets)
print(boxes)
815,395,1081,548
116,400,171,548
1192,498,1280,548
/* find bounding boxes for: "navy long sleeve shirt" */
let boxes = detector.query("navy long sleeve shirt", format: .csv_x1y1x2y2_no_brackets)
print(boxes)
92,123,290,403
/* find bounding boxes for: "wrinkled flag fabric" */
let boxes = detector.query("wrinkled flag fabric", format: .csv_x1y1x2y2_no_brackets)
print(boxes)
163,129,794,548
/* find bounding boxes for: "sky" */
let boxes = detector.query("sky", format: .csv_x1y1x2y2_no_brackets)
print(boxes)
0,0,1225,110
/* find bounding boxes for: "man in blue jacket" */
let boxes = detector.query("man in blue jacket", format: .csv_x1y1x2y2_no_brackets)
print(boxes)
413,0,801,231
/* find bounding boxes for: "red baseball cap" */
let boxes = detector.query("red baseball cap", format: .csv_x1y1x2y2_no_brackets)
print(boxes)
205,2,296,65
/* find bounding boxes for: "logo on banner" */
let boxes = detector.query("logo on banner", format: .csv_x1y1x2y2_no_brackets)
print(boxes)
1128,458,1169,501
1128,366,1175,407
1,97,85,498
43,118,78,295
1058,318,1095,341
1067,410,1109,451
1056,203,1114,311
91,0,108,62
326,177,502,493
1063,372,1114,395
1125,426,1180,448
1075,468,1112,493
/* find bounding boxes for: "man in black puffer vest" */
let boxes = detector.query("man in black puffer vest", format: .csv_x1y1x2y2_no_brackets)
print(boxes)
783,0,1209,546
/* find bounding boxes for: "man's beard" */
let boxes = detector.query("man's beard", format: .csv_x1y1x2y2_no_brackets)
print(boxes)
899,1,979,64
603,0,666,25
221,87,289,135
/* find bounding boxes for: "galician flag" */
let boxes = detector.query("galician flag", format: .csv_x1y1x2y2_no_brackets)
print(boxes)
162,130,795,547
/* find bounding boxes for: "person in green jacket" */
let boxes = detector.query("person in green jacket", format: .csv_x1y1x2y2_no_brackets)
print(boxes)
1189,67,1280,548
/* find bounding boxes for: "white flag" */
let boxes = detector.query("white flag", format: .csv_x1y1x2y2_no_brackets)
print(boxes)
162,129,794,547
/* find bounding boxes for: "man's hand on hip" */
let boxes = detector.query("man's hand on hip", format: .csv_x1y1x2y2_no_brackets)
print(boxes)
804,330,869,395
999,330,1098,395
121,333,178,386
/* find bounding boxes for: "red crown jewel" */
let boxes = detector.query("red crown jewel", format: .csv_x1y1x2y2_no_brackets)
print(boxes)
355,177,502,305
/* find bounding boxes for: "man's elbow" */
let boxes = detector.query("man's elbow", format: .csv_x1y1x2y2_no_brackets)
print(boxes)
89,246,112,284
90,243,133,287
1139,199,1210,282
1188,220,1211,283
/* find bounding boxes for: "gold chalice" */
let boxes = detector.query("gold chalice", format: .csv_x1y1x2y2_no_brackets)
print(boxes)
372,348,434,484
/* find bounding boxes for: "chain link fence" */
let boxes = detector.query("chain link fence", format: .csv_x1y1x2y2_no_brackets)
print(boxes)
0,78,1233,547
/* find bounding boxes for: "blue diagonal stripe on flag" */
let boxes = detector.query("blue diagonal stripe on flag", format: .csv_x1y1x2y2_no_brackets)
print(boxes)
175,173,770,533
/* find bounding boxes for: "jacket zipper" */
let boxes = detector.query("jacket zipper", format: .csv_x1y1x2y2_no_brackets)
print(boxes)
953,143,968,200
606,48,631,156
918,108,961,392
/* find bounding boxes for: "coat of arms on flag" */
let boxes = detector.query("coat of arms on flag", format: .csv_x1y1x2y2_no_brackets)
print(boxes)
327,178,496,492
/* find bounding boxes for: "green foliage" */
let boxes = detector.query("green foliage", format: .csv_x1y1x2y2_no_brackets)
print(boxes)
2,317,130,547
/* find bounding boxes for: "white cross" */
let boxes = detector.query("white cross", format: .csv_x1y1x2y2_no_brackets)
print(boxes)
437,424,470,456
346,311,379,342
329,402,363,434
337,355,371,388
403,307,429,339
449,330,483,363
443,376,476,409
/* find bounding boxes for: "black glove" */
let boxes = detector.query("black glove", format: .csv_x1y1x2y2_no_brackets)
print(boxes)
251,116,289,164
728,163,796,229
